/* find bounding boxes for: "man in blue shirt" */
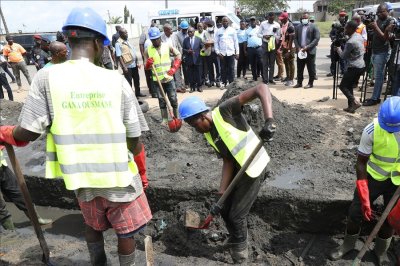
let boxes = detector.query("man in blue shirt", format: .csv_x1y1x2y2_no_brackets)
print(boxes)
246,17,263,81
116,28,146,97
237,20,248,79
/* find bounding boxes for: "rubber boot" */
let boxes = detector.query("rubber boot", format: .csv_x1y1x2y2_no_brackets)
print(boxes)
160,108,168,123
229,240,248,264
373,236,392,266
1,217,15,230
118,251,135,266
87,241,107,266
329,230,360,260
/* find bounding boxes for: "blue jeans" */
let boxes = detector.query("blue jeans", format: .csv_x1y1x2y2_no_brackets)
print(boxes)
152,80,178,109
371,51,390,100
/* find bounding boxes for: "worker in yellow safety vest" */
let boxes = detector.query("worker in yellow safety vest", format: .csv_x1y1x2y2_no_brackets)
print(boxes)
329,97,400,265
178,83,276,263
0,7,152,266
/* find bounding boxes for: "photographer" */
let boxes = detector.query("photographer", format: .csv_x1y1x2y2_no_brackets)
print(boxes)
363,3,394,106
334,21,365,113
327,10,347,78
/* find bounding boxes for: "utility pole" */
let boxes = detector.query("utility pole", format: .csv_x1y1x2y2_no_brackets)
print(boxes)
0,5,9,34
165,0,168,8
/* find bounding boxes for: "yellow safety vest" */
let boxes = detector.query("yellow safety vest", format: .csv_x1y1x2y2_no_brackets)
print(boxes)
204,107,270,178
367,119,400,185
46,60,138,190
148,43,171,82
0,149,7,167
268,36,276,52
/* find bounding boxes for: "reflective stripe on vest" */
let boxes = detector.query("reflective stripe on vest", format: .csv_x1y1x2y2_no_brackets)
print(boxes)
0,149,7,167
204,107,270,177
367,119,400,185
148,43,171,81
46,60,138,190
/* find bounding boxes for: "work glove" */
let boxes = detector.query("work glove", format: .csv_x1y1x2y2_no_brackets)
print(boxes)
0,126,29,147
167,58,182,76
145,57,154,70
388,198,400,235
134,144,149,190
356,179,372,221
259,118,276,142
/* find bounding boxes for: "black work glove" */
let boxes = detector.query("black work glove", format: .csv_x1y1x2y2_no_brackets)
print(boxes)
259,118,277,142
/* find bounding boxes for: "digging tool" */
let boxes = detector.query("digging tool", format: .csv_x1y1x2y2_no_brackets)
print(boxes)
185,141,265,229
144,235,154,266
352,185,400,266
151,65,182,133
4,144,53,266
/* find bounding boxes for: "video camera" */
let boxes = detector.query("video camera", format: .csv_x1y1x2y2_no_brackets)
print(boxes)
362,12,375,25
332,19,347,47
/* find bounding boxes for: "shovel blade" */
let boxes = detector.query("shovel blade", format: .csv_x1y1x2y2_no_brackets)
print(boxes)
168,118,182,133
185,210,202,228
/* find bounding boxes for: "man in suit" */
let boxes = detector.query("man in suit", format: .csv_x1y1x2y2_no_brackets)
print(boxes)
293,12,320,89
183,27,204,92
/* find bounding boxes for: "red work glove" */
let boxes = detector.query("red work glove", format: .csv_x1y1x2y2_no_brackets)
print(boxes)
388,199,400,235
167,58,182,76
134,144,148,190
356,179,372,221
0,126,29,147
145,58,154,70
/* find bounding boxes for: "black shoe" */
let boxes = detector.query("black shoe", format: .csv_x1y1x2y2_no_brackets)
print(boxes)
197,87,203,92
304,84,313,89
189,88,195,93
268,80,276,85
205,81,211,87
273,76,281,81
326,73,333,77
151,94,158,98
253,77,257,81
363,98,381,106
273,75,280,79
293,83,303,88
136,93,147,97
216,82,221,88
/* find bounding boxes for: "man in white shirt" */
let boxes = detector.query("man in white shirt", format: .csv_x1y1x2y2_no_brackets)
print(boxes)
214,16,239,88
258,12,281,85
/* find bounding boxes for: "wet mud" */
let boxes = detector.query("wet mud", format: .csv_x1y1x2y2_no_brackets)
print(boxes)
0,80,399,265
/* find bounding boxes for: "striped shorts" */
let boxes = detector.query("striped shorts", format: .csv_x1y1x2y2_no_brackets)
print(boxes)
78,192,152,237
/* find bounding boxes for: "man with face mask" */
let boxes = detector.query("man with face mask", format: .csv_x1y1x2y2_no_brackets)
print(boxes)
258,12,281,85
203,20,222,87
214,16,239,88
246,16,263,81
3,35,32,93
363,3,395,106
293,12,320,89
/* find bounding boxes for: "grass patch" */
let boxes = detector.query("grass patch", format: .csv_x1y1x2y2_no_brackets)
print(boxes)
315,21,333,38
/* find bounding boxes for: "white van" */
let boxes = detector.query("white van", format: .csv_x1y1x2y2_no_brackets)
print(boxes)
148,5,241,32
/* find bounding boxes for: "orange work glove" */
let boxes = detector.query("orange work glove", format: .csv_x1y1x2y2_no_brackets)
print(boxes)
356,179,372,221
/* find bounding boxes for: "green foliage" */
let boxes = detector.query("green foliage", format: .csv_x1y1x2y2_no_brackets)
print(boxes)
237,0,288,16
327,0,356,15
315,21,332,37
108,16,123,24
124,5,130,24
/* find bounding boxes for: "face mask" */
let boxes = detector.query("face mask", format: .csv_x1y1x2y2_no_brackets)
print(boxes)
207,27,214,32
301,19,309,25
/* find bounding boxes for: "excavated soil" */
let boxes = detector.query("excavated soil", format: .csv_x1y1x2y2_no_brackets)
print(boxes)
0,79,399,265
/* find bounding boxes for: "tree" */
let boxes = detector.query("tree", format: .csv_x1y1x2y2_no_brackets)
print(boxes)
124,5,130,24
130,14,135,24
237,0,288,15
327,0,356,15
108,16,123,24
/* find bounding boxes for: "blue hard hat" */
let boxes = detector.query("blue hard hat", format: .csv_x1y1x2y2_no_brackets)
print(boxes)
62,7,110,45
378,96,400,133
180,20,189,29
179,96,210,120
148,27,161,40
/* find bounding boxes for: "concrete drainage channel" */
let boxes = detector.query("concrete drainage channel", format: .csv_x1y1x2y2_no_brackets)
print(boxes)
0,80,399,265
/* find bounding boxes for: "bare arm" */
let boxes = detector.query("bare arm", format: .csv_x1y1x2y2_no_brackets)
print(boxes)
126,137,140,156
237,83,273,119
356,153,370,180
219,156,235,193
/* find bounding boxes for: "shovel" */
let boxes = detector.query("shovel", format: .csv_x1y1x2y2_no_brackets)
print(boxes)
4,144,53,265
352,184,400,266
151,65,182,133
185,141,265,229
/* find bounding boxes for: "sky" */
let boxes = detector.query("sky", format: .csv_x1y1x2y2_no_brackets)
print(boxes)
0,0,315,33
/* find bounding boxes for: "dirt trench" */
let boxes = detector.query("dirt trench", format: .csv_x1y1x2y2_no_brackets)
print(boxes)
0,81,399,265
